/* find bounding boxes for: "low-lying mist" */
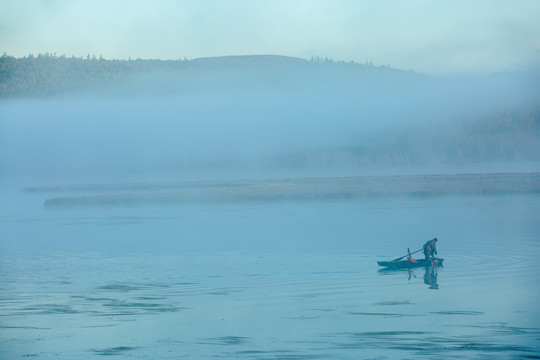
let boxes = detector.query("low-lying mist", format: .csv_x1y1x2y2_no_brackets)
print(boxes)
1,57,539,185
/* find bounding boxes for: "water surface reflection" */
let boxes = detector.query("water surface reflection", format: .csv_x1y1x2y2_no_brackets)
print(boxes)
1,192,539,359
379,266,440,290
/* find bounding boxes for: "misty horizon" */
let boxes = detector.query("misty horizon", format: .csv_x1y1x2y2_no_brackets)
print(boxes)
2,2,540,359
1,53,539,185
3,1,539,75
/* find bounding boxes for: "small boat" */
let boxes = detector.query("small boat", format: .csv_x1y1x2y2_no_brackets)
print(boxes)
378,258,444,269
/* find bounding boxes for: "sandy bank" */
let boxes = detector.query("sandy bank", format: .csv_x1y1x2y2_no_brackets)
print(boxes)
36,172,540,208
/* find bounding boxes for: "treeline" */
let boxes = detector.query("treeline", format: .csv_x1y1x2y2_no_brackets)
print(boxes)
0,53,412,97
0,53,192,97
277,107,540,167
378,107,540,164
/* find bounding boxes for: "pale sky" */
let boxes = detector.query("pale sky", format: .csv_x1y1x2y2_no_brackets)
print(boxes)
1,0,539,74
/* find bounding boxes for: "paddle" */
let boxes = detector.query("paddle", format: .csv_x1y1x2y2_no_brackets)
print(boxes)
392,248,422,262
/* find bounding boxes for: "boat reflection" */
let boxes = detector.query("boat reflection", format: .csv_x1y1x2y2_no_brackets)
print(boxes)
378,265,440,290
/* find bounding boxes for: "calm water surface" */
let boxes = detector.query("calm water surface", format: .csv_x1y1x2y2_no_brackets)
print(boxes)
1,187,539,359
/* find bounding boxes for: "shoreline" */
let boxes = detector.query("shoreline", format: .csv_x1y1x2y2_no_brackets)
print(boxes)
37,172,540,208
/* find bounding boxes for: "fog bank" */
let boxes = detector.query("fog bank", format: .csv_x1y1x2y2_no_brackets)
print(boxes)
1,57,539,185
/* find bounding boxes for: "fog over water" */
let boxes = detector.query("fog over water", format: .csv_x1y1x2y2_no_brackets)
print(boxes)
1,59,540,359
1,61,539,184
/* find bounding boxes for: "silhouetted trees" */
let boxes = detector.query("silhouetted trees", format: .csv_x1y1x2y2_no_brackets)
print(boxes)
0,53,190,96
1,53,412,97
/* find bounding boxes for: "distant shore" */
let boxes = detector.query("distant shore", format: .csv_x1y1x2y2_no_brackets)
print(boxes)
33,172,540,209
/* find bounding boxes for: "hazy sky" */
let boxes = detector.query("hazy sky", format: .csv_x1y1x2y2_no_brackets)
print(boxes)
1,0,539,74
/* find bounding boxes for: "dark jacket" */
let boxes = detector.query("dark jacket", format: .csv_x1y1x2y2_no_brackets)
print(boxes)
423,238,438,258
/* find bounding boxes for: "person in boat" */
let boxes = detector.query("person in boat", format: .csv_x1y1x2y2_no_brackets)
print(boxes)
423,238,438,260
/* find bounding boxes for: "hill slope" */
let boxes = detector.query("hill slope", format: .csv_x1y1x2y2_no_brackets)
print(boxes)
1,53,539,174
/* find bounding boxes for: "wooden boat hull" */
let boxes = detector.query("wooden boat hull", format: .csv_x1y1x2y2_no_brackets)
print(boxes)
378,258,444,269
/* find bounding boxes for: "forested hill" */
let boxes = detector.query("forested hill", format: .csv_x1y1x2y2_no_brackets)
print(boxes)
2,53,538,102
1,53,539,168
0,53,188,96
0,53,417,97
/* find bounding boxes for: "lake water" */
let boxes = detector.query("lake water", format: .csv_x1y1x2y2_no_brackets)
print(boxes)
1,185,540,359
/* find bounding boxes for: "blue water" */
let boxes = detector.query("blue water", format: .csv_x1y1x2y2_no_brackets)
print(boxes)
1,186,540,359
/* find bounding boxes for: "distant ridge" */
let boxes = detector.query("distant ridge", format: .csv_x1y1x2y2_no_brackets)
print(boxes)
3,52,539,98
0,53,409,97
191,55,309,66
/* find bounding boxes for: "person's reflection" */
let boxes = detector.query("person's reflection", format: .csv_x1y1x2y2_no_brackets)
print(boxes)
402,267,439,289
379,266,440,289
423,266,439,289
